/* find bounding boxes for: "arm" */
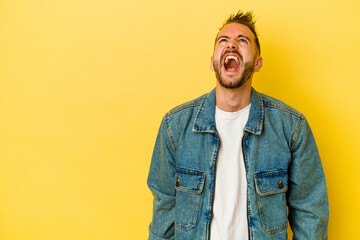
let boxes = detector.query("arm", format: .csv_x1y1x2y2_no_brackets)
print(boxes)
288,117,329,239
147,116,177,240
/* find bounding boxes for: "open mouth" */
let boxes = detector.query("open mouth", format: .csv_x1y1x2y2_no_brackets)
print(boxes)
223,54,240,72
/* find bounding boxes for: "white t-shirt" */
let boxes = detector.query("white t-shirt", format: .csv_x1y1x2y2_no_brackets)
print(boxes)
210,104,250,240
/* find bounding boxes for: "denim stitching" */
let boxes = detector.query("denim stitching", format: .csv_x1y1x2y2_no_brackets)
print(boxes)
254,171,288,196
256,188,288,235
192,92,209,132
264,104,303,118
257,92,264,133
257,187,288,196
165,116,177,151
243,133,254,237
262,95,304,118
207,132,220,228
175,179,205,194
175,168,205,231
244,92,264,135
175,170,205,194
290,117,304,151
166,93,206,117
176,169,204,176
174,190,202,231
167,103,201,116
164,94,207,149
255,170,287,178
254,171,288,234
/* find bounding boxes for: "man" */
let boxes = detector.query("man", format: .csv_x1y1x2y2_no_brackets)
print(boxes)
147,11,329,240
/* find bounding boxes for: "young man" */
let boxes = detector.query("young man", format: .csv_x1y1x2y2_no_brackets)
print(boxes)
147,11,329,240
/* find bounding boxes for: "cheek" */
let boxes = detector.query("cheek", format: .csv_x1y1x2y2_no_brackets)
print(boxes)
214,52,223,63
214,47,223,58
242,49,256,63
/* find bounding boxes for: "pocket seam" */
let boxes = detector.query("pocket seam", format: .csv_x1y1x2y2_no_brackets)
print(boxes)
175,169,205,194
254,170,288,196
174,168,205,231
256,194,288,235
174,193,201,231
254,170,288,235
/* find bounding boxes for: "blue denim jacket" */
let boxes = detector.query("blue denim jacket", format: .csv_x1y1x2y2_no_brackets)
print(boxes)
148,88,329,240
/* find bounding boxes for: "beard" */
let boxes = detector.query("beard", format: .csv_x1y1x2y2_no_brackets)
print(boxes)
213,57,255,89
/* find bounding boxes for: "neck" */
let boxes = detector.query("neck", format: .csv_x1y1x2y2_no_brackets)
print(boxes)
215,80,252,112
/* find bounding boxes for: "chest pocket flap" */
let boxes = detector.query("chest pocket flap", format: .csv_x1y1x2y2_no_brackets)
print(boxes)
254,170,288,196
175,168,205,194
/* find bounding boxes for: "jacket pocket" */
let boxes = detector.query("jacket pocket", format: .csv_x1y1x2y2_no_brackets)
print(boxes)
174,168,205,231
254,170,288,235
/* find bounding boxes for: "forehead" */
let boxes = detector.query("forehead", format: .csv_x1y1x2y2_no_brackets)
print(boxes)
217,23,255,41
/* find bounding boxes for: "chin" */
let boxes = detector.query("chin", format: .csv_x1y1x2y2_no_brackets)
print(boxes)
218,75,249,89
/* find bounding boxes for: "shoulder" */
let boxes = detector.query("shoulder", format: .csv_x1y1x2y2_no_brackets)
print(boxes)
258,91,304,120
165,92,208,117
159,92,210,150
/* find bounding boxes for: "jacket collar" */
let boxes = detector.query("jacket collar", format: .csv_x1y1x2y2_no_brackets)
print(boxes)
192,87,264,135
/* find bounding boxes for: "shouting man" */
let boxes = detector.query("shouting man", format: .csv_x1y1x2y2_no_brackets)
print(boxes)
147,11,329,240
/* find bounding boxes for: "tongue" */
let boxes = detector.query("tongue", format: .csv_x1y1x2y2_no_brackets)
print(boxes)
225,59,239,71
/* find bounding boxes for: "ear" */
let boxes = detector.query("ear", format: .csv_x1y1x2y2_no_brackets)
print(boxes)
210,56,214,71
254,56,263,72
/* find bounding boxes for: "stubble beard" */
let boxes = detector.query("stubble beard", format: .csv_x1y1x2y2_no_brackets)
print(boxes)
213,59,255,89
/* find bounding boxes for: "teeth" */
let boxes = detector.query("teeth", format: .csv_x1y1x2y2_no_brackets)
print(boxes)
225,55,240,64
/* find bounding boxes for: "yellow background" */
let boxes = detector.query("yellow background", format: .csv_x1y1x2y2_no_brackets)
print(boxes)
1,0,359,239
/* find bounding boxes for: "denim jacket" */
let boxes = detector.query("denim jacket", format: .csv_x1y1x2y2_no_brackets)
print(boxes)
147,88,329,240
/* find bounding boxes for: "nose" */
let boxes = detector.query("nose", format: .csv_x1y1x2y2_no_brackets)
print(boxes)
226,39,238,50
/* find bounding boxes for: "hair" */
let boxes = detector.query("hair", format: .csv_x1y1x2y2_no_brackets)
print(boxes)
217,11,261,55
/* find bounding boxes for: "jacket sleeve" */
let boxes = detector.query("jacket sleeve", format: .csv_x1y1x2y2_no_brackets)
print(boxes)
147,116,177,240
288,117,329,240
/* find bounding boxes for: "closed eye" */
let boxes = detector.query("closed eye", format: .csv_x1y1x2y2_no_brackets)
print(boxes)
239,38,248,44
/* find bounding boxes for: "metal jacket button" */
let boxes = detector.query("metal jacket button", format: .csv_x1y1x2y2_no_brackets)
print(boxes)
176,177,180,187
278,179,284,189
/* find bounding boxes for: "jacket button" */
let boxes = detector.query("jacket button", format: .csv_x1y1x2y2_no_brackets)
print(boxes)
176,177,180,187
278,179,284,189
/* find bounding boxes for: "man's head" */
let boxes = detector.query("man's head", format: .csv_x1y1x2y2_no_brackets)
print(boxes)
218,11,261,55
211,11,263,89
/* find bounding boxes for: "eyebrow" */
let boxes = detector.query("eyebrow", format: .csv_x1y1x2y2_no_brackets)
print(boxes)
217,34,251,42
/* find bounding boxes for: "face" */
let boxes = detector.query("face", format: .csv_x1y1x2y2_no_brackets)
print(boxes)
211,23,262,89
